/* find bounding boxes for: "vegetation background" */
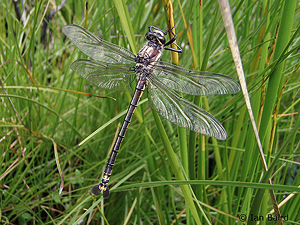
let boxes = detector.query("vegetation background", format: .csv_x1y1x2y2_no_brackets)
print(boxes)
1,0,299,224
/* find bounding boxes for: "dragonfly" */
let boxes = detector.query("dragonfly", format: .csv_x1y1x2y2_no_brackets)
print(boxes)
62,24,240,199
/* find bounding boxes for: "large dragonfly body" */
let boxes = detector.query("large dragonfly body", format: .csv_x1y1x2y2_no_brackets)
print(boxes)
63,24,240,199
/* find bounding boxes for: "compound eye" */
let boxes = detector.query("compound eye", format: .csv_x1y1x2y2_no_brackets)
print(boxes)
157,35,166,44
145,32,151,40
145,32,156,41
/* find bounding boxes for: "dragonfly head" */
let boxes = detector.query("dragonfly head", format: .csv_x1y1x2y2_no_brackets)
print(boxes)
145,31,166,46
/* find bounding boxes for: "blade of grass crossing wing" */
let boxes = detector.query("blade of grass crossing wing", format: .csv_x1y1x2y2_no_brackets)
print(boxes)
162,1,195,223
152,110,206,225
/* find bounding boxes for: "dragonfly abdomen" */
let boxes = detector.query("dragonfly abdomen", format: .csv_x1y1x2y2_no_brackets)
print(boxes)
92,78,147,198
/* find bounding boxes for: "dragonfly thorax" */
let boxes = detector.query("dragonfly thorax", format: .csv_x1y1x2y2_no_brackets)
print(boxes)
135,44,163,75
136,44,163,63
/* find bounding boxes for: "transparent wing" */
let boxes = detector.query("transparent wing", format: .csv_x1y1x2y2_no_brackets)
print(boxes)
147,76,227,140
152,61,240,96
71,59,135,91
62,24,136,64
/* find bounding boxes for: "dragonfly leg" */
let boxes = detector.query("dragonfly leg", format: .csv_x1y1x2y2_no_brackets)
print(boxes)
148,25,168,35
164,30,177,46
163,27,183,53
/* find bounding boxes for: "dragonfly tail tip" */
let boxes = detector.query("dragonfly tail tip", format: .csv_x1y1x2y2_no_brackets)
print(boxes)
92,183,110,199
103,186,110,199
92,184,101,196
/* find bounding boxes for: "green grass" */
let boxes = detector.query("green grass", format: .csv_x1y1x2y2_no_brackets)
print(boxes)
1,0,300,224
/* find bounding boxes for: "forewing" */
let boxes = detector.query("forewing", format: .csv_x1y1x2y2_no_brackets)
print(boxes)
153,61,240,96
71,59,135,91
62,24,136,64
148,76,227,140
